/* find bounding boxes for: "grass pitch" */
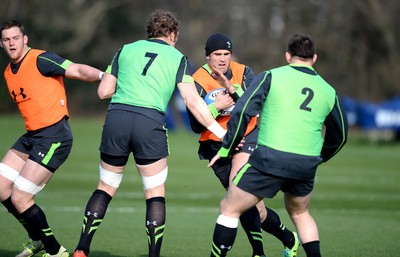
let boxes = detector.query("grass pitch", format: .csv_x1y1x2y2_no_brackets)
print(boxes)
0,114,399,257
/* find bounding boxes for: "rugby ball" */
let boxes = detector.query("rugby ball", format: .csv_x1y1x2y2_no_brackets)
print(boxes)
204,88,235,116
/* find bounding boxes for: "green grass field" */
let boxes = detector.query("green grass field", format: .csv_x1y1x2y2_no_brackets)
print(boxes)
0,114,399,257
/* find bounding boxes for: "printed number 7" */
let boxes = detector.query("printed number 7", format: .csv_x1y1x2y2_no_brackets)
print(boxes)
300,87,313,112
142,52,158,76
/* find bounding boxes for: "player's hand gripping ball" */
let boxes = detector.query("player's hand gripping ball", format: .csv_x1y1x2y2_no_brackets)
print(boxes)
204,88,234,116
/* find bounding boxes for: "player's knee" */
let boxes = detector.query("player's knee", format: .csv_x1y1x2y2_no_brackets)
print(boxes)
141,166,168,190
257,204,267,221
99,165,123,188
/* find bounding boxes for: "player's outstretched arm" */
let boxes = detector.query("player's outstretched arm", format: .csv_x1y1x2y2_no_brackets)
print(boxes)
65,63,103,82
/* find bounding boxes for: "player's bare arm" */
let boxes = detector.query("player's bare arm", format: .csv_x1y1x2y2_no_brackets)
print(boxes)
65,62,103,82
97,73,117,99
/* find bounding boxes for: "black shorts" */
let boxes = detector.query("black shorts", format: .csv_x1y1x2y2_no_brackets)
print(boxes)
12,117,73,172
99,109,169,164
233,163,315,198
198,127,258,188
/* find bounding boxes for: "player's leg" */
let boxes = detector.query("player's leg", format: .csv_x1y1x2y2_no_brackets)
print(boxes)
13,159,65,256
7,120,72,257
74,109,130,257
238,206,264,257
258,202,299,257
136,157,168,257
0,149,33,232
0,149,46,257
285,189,319,257
230,152,265,257
130,112,169,257
0,149,27,201
74,157,125,257
211,181,261,257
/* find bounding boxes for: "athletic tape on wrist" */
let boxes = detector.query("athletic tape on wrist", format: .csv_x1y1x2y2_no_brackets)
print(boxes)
207,121,226,140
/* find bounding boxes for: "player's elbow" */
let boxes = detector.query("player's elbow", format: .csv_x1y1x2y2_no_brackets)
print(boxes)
97,77,116,99
97,88,112,99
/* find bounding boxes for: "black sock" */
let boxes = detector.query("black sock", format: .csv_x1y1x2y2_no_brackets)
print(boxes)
239,206,264,256
210,222,237,257
302,241,321,257
76,189,112,256
21,204,60,254
145,197,166,257
261,207,295,248
2,197,41,241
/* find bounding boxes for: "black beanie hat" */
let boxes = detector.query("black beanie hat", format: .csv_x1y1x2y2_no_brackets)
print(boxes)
205,33,233,56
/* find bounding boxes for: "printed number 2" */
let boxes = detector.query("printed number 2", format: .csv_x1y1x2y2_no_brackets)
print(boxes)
142,52,158,76
300,87,313,112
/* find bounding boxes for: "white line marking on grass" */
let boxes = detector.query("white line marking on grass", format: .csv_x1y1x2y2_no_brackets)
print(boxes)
51,206,220,213
2,206,399,216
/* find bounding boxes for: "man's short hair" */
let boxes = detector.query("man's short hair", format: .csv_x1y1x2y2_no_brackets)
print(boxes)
287,33,315,59
0,19,25,37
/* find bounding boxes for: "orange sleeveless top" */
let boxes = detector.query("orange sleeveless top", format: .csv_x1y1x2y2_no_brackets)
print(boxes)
193,61,257,142
4,49,69,131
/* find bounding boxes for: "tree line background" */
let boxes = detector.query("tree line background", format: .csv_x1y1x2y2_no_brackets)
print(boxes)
0,0,399,115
